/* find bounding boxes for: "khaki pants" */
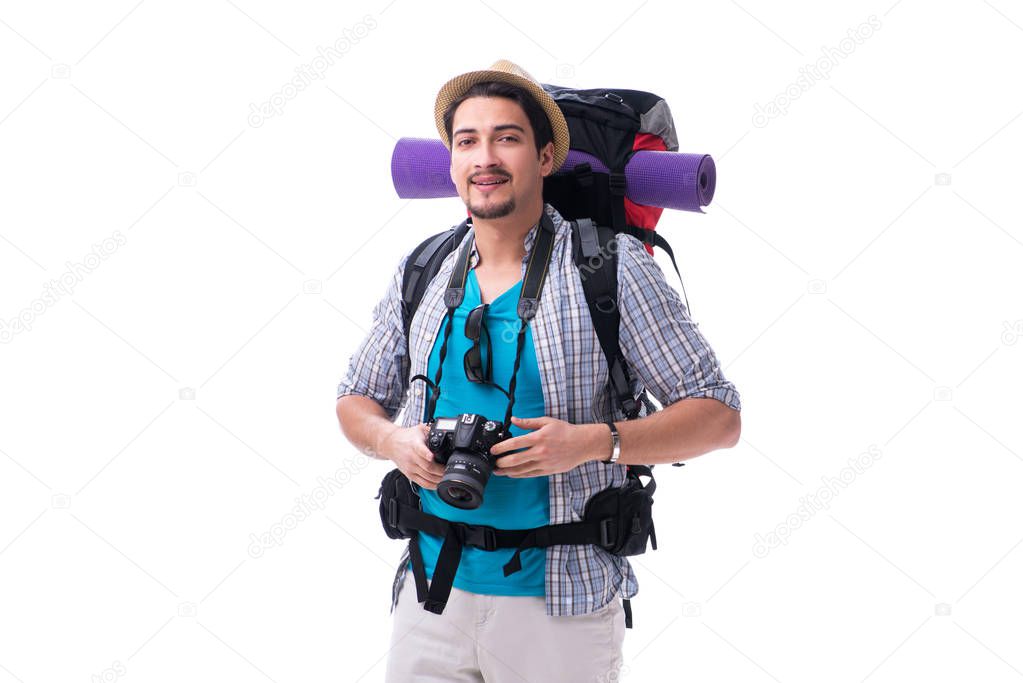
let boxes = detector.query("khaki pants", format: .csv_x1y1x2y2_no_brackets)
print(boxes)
384,571,626,683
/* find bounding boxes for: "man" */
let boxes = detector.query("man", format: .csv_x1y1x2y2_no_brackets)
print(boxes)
336,60,741,682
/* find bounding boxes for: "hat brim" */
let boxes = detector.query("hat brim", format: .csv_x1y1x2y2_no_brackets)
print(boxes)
434,69,570,173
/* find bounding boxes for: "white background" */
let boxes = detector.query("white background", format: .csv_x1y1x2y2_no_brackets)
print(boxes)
1,1,1021,681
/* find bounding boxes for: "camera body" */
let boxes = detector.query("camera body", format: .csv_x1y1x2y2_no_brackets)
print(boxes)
426,413,510,509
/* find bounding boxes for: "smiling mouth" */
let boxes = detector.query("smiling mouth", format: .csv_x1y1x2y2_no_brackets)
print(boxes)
471,177,509,186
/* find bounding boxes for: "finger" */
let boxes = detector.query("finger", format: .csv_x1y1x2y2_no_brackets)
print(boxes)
511,416,548,430
502,467,546,478
415,445,440,466
417,451,445,477
511,413,552,423
417,471,443,486
489,437,516,456
412,456,443,479
495,456,534,473
415,458,442,475
492,453,519,470
413,476,437,490
411,466,441,487
491,434,532,456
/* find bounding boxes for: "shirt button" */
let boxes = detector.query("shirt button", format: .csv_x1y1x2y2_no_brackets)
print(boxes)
415,387,423,396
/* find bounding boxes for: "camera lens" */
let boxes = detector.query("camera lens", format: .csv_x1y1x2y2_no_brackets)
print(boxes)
444,486,474,504
436,450,492,509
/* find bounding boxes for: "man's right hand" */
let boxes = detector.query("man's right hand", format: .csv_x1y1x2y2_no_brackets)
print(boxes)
377,423,445,490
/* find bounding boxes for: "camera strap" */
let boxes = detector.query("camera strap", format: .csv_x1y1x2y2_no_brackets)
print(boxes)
422,210,557,426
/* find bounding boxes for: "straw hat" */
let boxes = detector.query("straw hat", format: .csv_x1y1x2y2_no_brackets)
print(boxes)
434,59,570,172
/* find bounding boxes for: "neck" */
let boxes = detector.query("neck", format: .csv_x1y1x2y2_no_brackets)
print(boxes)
471,199,544,271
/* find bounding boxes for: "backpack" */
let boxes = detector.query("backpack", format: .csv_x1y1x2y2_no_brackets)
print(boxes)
541,85,677,249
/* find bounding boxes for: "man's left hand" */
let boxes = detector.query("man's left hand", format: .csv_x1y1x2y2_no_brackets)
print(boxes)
490,416,605,477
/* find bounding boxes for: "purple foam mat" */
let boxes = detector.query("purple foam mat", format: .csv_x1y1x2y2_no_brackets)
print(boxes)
390,137,715,212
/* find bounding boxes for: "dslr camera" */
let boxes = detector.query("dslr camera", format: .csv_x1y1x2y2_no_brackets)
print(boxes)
426,413,510,509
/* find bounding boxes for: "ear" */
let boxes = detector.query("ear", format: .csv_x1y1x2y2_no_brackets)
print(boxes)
538,141,555,177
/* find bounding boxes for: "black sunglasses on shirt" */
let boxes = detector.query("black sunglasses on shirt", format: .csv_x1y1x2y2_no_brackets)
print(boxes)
463,303,492,384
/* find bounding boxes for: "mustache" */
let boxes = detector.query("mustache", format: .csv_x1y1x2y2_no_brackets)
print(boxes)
469,171,511,183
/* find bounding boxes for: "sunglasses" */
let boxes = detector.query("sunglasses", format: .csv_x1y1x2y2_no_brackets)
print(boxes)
463,303,493,384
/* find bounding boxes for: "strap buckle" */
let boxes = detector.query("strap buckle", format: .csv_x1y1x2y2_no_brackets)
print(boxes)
423,599,445,615
572,162,594,189
608,356,639,419
620,394,639,420
599,518,617,549
462,524,498,551
387,498,399,528
608,172,627,196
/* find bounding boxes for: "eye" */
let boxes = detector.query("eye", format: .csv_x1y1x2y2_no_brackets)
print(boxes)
456,138,474,147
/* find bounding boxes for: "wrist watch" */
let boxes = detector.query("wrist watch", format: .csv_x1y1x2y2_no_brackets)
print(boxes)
602,421,621,464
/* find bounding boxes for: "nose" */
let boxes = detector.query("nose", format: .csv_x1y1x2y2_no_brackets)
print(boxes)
472,138,501,170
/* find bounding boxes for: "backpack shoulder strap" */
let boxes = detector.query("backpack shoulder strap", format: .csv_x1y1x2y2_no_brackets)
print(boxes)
399,219,472,387
617,224,693,333
401,219,471,338
571,218,640,420
618,224,684,288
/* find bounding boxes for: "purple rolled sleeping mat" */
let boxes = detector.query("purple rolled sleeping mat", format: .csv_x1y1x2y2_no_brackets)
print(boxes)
390,137,716,213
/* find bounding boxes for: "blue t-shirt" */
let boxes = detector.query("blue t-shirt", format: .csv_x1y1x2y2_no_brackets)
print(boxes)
413,268,549,596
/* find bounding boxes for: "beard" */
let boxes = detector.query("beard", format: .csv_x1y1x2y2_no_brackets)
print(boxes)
464,176,515,219
467,194,516,219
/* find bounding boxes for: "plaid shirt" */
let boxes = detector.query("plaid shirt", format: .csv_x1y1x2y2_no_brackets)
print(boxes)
336,203,741,617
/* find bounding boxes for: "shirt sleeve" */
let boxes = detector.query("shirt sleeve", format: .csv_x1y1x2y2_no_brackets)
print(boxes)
616,234,741,412
335,247,414,420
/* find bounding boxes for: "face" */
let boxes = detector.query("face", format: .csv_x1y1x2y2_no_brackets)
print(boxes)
448,96,554,220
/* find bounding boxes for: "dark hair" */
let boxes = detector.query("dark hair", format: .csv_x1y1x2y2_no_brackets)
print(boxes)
442,81,554,157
